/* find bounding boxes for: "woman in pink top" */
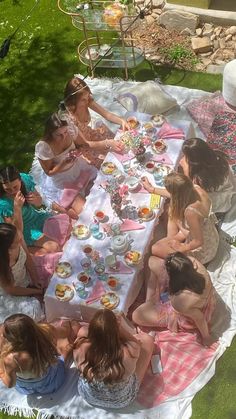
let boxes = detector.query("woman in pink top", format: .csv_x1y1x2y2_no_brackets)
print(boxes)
73,309,154,408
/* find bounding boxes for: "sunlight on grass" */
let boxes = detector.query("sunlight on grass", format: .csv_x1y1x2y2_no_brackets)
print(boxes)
0,2,235,419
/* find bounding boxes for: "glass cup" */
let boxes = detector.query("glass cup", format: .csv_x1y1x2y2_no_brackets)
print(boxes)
80,257,92,273
153,169,163,186
89,222,104,239
105,254,120,271
110,223,121,236
74,283,89,299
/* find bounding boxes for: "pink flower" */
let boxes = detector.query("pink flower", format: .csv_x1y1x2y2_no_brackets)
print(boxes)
142,136,151,145
119,184,129,197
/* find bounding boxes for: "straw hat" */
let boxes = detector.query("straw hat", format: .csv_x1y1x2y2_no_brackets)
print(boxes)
223,59,236,109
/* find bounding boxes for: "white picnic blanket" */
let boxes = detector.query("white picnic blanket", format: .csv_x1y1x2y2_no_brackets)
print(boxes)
0,77,236,419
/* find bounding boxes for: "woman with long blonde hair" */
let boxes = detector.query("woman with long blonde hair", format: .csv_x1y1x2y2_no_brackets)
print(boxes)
145,173,219,303
152,172,219,265
73,309,154,408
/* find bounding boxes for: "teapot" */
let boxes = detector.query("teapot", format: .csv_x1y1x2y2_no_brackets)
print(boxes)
109,234,133,255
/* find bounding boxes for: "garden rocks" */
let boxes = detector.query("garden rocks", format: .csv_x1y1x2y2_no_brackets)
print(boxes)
130,2,236,73
159,10,199,32
191,36,212,53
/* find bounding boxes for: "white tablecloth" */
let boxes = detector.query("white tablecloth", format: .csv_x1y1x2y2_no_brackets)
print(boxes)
44,120,193,322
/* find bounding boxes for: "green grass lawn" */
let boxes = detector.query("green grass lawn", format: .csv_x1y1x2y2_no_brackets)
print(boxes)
0,1,235,418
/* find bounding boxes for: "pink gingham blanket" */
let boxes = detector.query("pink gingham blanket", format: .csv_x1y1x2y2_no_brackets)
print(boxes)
137,330,218,407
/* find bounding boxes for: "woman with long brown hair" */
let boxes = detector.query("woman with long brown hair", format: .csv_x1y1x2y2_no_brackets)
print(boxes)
62,76,128,168
73,309,154,408
0,314,79,394
0,223,44,322
152,172,219,265
33,112,97,219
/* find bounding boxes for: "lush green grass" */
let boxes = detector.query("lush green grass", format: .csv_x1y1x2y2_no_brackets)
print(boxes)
0,0,222,171
0,1,235,419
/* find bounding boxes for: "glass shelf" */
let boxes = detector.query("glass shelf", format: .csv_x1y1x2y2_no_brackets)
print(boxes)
58,0,138,31
78,41,144,68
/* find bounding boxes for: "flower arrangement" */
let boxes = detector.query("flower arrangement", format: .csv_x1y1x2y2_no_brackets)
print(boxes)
103,178,129,219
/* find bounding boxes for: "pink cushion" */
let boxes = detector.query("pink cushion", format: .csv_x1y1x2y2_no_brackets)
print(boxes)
32,252,62,287
43,214,71,246
186,92,226,137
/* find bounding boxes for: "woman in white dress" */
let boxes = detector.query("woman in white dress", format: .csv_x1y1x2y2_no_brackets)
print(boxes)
0,223,44,323
32,113,97,219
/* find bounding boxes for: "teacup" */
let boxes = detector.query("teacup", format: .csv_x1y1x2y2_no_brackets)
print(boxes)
127,116,139,130
145,161,155,173
107,276,119,290
94,210,106,222
80,257,92,271
94,262,106,275
82,244,94,257
78,271,91,285
139,206,152,219
154,139,166,153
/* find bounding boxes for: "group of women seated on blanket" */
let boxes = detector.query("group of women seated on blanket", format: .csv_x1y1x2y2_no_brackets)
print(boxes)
0,75,235,409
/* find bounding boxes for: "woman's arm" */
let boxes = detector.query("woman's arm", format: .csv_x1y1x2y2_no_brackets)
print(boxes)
13,191,24,232
23,243,41,288
141,177,170,198
89,100,129,130
0,354,17,388
2,282,43,297
38,156,76,177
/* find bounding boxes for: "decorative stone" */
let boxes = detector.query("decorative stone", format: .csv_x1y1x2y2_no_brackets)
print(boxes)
159,10,199,32
199,51,212,57
225,26,236,36
180,27,194,36
204,23,213,31
145,15,155,25
191,37,212,53
195,63,205,71
201,57,212,66
225,34,232,42
213,40,219,50
215,59,226,65
196,28,202,36
203,29,214,37
214,27,222,36
219,38,226,49
152,0,164,8
210,34,216,41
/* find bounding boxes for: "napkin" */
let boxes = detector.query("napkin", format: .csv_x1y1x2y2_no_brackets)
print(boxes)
137,186,149,194
106,260,133,274
85,281,105,305
113,152,135,163
151,153,173,165
120,219,145,231
157,122,185,140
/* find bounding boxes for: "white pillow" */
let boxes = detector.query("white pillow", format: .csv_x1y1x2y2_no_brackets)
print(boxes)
116,81,178,115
